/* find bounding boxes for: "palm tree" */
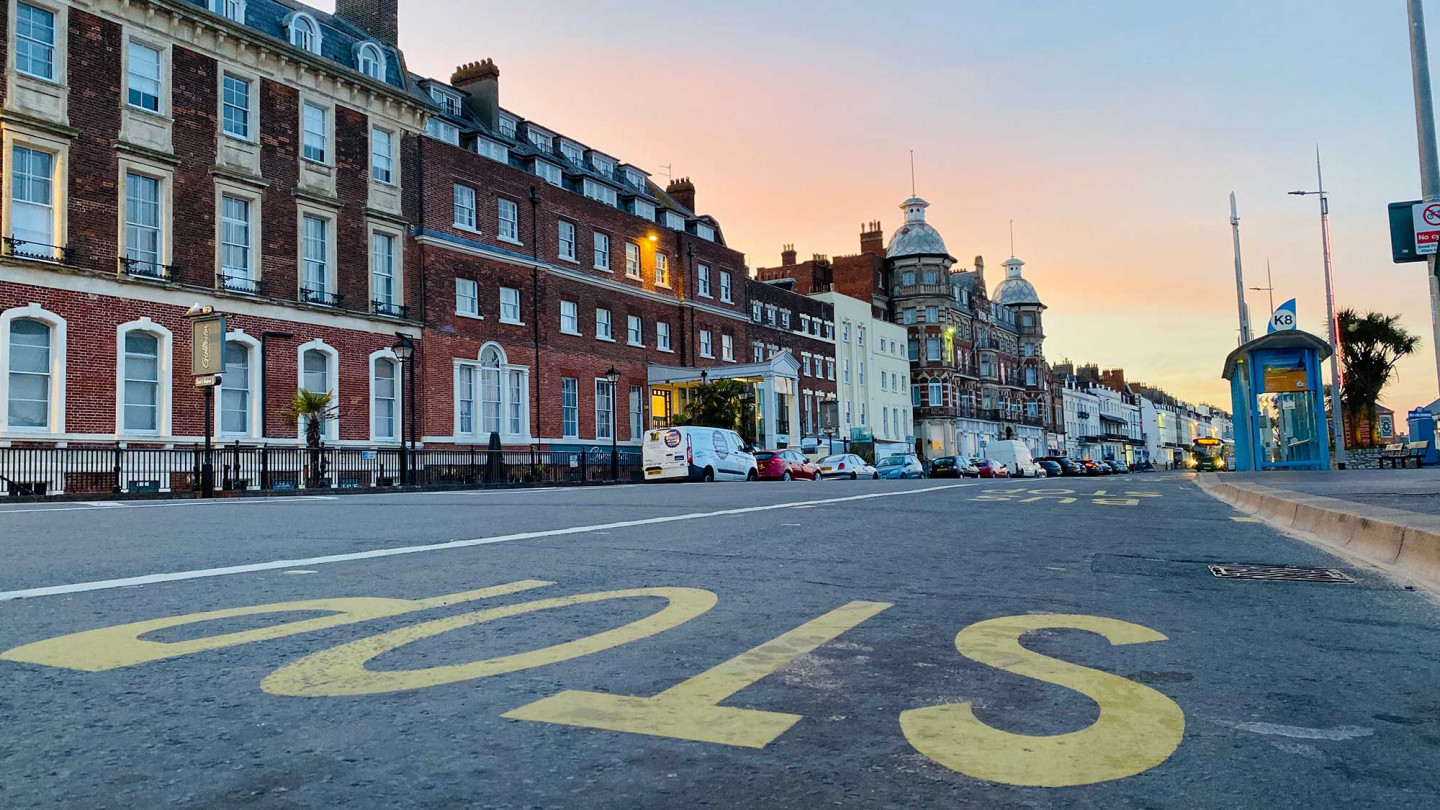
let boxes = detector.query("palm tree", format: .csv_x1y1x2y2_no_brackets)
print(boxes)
287,388,337,486
1337,309,1419,446
672,379,746,433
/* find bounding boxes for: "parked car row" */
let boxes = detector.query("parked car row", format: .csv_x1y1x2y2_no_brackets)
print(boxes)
644,427,1149,485
1035,456,1144,476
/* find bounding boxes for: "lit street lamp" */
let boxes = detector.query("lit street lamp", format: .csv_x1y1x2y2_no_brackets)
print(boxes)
392,334,416,485
1289,160,1347,469
605,366,621,480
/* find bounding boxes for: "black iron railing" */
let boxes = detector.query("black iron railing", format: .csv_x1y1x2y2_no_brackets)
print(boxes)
0,443,643,498
119,256,174,281
3,237,73,264
217,272,261,294
301,287,343,307
372,300,409,318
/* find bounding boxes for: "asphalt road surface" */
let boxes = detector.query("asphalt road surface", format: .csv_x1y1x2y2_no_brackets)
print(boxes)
1,472,1437,808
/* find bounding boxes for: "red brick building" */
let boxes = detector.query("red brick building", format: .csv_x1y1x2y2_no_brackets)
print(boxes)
0,0,427,458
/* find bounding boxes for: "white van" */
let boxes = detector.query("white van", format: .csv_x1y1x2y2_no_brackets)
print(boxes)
987,440,1040,478
642,426,758,482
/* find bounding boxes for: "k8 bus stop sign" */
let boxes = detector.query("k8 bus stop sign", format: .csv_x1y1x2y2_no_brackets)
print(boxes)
1415,201,1440,256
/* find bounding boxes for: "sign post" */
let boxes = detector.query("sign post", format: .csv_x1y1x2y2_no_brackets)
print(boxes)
186,305,225,498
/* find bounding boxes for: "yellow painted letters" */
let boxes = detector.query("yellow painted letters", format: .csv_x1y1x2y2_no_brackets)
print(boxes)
899,614,1184,787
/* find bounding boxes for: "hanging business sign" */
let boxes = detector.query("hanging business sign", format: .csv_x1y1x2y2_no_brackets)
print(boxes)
1414,201,1440,256
191,314,226,377
1266,299,1297,333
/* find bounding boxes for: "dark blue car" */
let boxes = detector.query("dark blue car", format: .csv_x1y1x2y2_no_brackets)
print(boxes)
876,454,927,479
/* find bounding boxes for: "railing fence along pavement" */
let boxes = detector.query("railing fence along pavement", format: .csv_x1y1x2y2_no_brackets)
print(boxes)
0,443,641,498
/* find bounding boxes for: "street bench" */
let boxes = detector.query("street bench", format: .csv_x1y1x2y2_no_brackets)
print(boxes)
1380,441,1430,469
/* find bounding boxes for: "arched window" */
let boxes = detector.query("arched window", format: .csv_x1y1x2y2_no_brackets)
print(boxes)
220,341,250,435
373,357,397,441
479,344,502,436
303,348,329,394
7,319,51,429
356,42,384,80
122,331,160,433
287,13,321,54
454,343,529,443
298,343,337,441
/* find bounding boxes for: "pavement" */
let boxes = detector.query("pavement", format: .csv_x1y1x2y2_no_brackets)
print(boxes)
1227,468,1440,516
0,473,1437,808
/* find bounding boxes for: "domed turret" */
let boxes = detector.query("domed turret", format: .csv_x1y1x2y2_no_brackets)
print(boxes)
885,196,952,260
992,257,1044,308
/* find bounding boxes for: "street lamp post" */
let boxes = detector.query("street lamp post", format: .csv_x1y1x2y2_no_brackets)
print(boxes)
1290,155,1348,469
605,366,620,481
392,334,415,486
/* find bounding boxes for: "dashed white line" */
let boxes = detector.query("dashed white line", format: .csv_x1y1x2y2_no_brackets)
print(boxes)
0,484,975,601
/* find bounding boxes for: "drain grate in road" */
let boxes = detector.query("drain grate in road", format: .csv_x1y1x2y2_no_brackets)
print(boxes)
1208,564,1354,584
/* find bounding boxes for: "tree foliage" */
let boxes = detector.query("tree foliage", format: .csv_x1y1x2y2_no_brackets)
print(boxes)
672,380,748,437
1337,309,1419,440
286,388,337,449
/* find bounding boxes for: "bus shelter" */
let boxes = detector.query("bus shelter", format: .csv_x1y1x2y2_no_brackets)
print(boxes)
1222,330,1333,472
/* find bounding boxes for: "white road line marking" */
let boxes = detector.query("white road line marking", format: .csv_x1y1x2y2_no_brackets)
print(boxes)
0,484,975,601
0,496,337,515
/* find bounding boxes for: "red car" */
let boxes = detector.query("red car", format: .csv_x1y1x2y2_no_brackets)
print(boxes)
972,459,1011,479
755,449,822,481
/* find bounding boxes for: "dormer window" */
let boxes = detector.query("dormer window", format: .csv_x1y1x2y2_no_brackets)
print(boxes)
474,137,508,164
559,141,585,166
427,86,462,117
210,0,245,23
695,223,716,242
498,114,518,139
533,159,562,187
582,179,618,207
356,42,384,80
287,13,321,54
526,126,553,152
624,168,647,190
629,199,656,221
664,211,685,230
590,153,616,176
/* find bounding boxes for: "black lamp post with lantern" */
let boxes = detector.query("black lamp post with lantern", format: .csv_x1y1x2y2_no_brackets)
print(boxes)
605,366,620,480
391,334,416,486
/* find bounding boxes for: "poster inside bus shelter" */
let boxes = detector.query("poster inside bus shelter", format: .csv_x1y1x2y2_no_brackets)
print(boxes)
1259,351,1309,393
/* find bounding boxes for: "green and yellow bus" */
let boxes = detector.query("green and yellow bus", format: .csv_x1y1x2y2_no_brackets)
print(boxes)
1191,437,1229,471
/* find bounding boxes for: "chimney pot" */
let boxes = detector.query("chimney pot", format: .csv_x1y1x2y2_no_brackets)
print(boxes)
451,59,501,132
781,244,797,266
666,177,696,212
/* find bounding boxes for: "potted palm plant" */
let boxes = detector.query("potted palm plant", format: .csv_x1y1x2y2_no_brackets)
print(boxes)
287,388,337,488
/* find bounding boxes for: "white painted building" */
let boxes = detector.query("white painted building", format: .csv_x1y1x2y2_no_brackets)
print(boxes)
813,290,914,448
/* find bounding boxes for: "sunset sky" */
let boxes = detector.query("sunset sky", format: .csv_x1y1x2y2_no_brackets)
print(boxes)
377,1,1438,412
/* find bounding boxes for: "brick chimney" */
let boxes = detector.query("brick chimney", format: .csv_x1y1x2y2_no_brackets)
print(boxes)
667,177,696,212
1101,368,1128,391
974,255,986,285
859,220,884,256
451,60,500,132
335,0,398,47
781,244,797,266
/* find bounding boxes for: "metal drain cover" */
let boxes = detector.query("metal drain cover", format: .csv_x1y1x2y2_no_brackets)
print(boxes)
1208,564,1354,583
